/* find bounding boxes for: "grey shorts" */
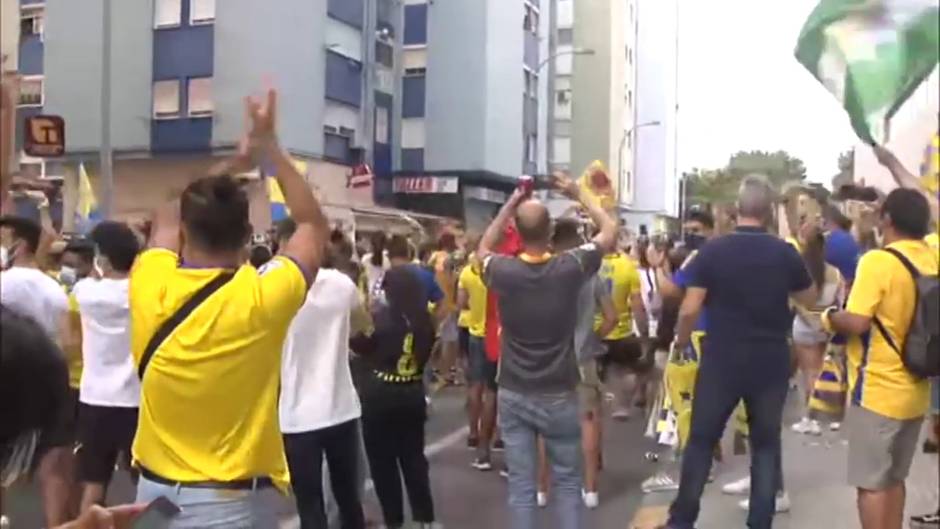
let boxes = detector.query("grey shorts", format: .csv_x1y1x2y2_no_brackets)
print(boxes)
578,359,603,413
845,405,923,490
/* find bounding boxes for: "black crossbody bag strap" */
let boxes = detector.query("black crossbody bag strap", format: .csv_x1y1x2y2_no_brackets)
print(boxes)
871,248,920,358
138,272,235,379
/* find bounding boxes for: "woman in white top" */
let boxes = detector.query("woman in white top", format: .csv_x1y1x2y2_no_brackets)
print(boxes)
361,231,390,302
71,221,141,513
791,223,844,436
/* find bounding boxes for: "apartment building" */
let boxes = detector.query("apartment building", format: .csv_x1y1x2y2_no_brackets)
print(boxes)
37,0,412,226
625,0,680,232
393,0,550,230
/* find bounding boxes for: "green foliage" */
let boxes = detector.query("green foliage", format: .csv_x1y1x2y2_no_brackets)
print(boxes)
684,150,808,206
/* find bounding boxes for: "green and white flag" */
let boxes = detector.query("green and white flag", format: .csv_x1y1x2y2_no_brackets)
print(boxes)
795,0,939,144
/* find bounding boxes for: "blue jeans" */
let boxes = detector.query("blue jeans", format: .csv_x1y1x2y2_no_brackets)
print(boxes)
136,475,281,529
668,341,790,529
499,388,584,529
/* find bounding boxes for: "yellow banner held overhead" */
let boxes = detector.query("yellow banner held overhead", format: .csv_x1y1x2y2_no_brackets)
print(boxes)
578,160,616,211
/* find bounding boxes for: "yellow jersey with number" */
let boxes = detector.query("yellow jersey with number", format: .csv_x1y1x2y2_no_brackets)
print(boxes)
129,249,308,491
595,253,641,340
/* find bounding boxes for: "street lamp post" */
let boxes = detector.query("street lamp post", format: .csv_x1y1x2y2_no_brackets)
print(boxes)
617,119,660,207
541,47,594,175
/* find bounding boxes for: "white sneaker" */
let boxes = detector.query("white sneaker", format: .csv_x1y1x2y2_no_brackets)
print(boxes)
582,490,599,509
829,421,841,432
722,476,751,495
642,471,679,493
738,491,791,513
791,417,821,435
612,408,632,421
536,491,548,508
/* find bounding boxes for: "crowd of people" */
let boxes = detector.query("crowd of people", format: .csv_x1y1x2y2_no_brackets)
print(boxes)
1,84,938,529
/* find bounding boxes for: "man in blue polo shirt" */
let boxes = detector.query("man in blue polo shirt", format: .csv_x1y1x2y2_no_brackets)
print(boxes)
822,205,861,285
661,176,817,529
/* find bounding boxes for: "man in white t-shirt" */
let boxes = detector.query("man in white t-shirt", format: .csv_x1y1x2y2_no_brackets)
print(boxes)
71,221,141,513
279,221,369,529
0,215,73,526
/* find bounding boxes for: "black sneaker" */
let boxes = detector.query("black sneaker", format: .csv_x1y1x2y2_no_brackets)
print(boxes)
467,436,478,450
472,457,493,471
492,438,505,452
923,440,939,454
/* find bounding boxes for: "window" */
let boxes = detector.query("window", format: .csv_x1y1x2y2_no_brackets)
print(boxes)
153,80,181,119
404,4,428,45
187,77,213,117
526,134,537,163
375,41,394,68
523,4,539,34
324,130,352,164
190,0,215,25
375,106,389,144
524,70,537,98
18,76,43,107
154,0,182,28
405,67,426,77
20,8,43,39
556,89,571,105
557,28,572,45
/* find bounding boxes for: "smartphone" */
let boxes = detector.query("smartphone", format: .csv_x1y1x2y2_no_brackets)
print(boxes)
132,496,181,529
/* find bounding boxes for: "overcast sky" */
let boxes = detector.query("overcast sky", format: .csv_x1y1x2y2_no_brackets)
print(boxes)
677,0,859,183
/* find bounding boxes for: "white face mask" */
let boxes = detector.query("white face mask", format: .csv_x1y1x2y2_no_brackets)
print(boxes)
59,266,78,287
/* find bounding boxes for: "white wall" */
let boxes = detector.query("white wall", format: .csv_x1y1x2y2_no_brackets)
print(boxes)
853,67,939,193
633,0,678,217
0,0,18,72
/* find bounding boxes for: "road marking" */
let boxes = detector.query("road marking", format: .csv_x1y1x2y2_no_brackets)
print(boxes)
426,425,471,457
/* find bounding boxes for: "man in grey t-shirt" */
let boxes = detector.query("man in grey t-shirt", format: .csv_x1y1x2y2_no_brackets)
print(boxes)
553,218,617,509
478,174,617,529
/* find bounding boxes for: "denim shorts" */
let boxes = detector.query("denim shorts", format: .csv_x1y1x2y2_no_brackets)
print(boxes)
136,475,283,529
466,336,497,390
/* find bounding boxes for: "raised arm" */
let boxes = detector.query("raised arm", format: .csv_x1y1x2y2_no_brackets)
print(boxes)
478,188,526,262
552,172,617,253
247,91,329,277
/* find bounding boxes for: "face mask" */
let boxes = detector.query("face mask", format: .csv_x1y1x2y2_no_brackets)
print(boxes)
59,266,78,287
684,233,706,251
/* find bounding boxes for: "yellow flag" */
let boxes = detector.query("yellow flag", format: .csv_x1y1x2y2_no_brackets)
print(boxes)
77,163,99,220
578,160,616,211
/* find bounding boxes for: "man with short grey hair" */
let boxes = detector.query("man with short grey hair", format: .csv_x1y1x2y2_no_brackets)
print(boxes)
660,175,817,529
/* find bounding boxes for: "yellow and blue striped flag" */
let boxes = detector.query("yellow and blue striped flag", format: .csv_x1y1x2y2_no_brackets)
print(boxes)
76,163,100,232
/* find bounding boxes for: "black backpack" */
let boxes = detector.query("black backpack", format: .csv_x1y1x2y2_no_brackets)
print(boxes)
872,248,940,379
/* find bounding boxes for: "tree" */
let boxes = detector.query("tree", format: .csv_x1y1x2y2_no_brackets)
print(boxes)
684,150,808,206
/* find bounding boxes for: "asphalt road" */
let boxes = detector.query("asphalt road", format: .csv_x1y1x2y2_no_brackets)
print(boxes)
3,387,938,529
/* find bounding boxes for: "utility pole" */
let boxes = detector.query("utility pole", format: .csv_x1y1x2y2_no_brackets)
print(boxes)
99,0,113,219
546,0,557,175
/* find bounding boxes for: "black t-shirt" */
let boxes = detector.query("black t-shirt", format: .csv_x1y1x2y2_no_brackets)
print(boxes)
684,226,812,347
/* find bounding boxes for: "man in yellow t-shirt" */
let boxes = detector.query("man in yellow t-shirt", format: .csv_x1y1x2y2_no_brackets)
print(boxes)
824,188,938,529
596,250,649,420
131,89,330,526
458,256,495,468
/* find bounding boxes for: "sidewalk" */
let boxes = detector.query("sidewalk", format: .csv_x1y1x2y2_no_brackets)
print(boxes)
636,401,940,529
